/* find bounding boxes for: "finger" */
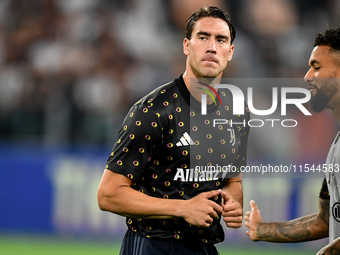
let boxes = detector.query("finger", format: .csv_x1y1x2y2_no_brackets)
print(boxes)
223,201,239,212
199,222,211,228
207,218,214,224
209,209,219,219
222,209,242,217
203,217,214,228
245,221,249,228
250,200,258,211
246,211,250,217
221,191,232,204
223,216,243,224
246,230,250,236
206,201,222,218
211,201,223,214
226,222,242,228
204,189,222,199
244,215,249,222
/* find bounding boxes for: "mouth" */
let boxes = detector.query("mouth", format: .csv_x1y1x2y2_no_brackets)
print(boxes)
308,84,317,94
201,57,218,64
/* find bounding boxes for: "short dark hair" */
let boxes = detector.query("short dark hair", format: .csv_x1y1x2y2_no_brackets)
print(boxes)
185,6,236,44
314,28,340,53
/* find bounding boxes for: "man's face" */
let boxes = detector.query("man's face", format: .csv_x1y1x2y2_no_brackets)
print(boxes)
304,45,340,112
183,17,234,79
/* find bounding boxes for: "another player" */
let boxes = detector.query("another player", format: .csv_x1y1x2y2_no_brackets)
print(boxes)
97,6,250,255
245,28,340,255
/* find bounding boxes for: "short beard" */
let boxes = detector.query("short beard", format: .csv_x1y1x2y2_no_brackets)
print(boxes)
310,79,338,113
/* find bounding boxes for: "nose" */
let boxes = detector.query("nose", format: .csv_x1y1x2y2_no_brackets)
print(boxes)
206,39,217,54
304,68,313,83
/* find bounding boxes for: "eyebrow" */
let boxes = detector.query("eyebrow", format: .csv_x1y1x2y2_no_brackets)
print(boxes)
196,31,230,41
309,59,320,66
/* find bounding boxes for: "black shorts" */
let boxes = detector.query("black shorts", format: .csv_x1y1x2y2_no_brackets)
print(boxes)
119,229,219,255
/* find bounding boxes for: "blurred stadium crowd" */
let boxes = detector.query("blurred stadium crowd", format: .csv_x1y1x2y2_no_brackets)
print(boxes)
0,0,339,157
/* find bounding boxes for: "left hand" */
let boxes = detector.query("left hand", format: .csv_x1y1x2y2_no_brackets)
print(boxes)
221,191,243,228
244,200,263,241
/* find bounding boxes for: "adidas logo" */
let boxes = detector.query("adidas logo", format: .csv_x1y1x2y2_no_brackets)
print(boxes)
176,132,195,147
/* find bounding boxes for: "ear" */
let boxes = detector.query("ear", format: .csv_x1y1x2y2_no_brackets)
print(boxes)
183,38,190,56
227,44,235,61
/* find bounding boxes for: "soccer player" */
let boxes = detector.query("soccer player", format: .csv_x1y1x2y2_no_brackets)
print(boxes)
245,28,340,255
97,6,250,255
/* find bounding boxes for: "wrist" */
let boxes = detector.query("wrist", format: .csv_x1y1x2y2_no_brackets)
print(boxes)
173,199,186,218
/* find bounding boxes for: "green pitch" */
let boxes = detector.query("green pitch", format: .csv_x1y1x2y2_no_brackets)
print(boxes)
0,234,315,255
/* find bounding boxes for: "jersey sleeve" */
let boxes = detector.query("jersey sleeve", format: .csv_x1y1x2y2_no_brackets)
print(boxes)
319,178,330,200
105,104,163,180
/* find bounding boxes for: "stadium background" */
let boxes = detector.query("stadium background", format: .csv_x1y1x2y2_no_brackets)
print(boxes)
0,0,339,254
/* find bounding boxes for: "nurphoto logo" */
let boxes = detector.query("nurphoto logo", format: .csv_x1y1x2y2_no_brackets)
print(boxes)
199,82,312,128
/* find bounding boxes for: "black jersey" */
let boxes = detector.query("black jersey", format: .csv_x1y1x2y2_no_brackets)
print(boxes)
106,75,250,244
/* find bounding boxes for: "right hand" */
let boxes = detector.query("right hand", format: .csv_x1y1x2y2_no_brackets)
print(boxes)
182,189,223,228
244,200,263,241
221,192,243,229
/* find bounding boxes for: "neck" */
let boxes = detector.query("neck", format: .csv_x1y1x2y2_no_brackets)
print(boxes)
183,71,222,90
182,70,222,104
